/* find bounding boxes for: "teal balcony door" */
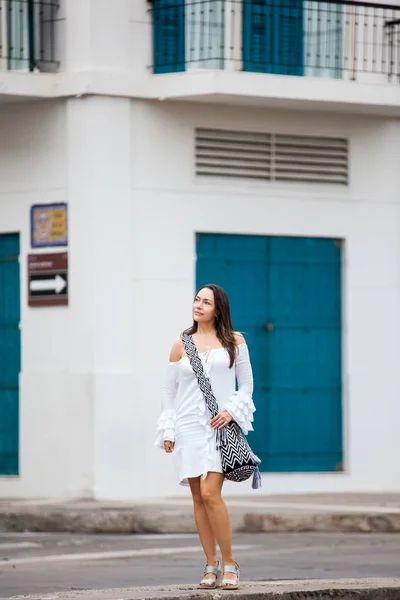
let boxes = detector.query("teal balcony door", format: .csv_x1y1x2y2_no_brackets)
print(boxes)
153,0,185,73
153,0,226,73
243,0,304,75
243,0,343,79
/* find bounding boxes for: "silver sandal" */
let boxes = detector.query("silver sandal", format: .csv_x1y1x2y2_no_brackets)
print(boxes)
221,562,240,590
199,562,221,589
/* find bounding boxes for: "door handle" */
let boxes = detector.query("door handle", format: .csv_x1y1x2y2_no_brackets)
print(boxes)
264,322,274,331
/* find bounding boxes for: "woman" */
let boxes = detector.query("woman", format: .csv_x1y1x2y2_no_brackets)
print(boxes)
155,284,256,590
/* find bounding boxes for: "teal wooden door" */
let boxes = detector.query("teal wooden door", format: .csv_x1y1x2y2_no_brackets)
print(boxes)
267,237,342,471
0,234,20,475
196,233,342,473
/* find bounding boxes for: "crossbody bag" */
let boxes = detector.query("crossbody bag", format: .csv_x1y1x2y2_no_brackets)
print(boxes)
181,334,261,489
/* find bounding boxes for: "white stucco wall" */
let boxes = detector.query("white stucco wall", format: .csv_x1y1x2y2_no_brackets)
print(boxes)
0,95,399,500
0,100,93,498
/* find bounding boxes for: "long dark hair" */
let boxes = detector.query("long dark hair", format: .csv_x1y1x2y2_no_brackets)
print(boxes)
183,284,236,368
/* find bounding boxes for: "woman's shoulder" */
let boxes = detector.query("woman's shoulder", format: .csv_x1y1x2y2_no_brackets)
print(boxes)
233,331,246,346
169,337,184,363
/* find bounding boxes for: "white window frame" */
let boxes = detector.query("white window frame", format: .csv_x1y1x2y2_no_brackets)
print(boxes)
225,0,243,71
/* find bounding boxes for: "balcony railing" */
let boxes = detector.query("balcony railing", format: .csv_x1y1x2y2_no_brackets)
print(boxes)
0,0,59,72
151,0,400,83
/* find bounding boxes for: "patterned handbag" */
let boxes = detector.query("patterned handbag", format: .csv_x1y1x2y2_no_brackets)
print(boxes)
181,334,261,489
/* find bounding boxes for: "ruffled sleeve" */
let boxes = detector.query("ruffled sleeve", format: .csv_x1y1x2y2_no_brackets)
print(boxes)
225,344,256,435
155,362,179,449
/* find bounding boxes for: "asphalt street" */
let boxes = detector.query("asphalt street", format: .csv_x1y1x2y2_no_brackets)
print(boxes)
0,532,399,598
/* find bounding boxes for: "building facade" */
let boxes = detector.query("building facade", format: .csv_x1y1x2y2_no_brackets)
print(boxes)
0,0,400,500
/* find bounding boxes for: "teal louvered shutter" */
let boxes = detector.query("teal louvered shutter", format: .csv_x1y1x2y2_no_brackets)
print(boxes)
0,234,20,475
243,0,269,73
243,0,304,75
153,0,185,74
278,0,304,75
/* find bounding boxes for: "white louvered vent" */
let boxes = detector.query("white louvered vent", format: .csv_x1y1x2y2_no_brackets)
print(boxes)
274,134,348,184
196,129,272,180
195,129,348,185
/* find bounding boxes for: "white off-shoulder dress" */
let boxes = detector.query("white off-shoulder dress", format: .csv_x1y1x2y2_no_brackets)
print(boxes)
155,343,256,487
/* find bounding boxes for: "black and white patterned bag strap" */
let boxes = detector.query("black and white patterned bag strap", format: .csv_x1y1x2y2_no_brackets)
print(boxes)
181,334,229,449
181,334,219,418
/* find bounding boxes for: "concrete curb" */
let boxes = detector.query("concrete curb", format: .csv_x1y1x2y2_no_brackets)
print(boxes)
2,579,400,600
1,506,400,533
0,506,196,534
238,512,400,533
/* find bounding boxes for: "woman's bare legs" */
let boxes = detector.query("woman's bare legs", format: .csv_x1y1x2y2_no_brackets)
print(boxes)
188,476,219,587
200,472,238,587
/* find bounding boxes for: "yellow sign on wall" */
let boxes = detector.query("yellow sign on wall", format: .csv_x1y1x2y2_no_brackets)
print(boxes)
31,203,68,248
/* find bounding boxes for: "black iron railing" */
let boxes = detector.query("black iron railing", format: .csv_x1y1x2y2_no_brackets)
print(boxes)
0,0,59,72
151,0,400,82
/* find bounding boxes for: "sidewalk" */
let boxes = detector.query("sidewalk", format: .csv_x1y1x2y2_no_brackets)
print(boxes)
3,579,400,600
1,493,400,533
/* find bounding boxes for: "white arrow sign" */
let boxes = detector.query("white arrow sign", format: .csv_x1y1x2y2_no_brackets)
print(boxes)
30,274,67,294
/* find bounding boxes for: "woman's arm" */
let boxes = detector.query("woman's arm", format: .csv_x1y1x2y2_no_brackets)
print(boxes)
210,333,256,433
224,337,256,434
154,339,182,451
